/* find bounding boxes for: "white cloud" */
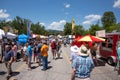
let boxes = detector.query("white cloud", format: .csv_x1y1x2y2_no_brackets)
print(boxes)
113,0,120,8
82,21,91,25
85,14,101,21
47,20,66,30
0,9,10,18
82,14,101,25
65,4,70,8
39,22,46,26
5,18,12,22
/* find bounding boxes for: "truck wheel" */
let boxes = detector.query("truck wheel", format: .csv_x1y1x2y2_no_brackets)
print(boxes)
107,57,114,65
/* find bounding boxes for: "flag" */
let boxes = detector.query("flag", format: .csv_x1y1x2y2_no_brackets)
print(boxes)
27,21,31,38
72,18,75,34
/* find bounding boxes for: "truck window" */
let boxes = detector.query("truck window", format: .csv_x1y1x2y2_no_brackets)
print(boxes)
102,38,113,49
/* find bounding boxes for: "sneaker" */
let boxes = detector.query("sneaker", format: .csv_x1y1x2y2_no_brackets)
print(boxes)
41,69,46,71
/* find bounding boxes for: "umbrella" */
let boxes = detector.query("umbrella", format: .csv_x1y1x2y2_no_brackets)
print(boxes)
78,35,105,42
75,36,82,41
18,34,28,39
18,34,28,43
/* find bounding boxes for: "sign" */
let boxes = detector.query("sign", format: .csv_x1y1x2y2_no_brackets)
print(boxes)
96,30,106,37
27,21,31,38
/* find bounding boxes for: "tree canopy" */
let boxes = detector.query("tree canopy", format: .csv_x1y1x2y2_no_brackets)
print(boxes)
101,11,116,32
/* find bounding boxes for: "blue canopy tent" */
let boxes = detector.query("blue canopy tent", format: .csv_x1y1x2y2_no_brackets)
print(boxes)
18,34,28,44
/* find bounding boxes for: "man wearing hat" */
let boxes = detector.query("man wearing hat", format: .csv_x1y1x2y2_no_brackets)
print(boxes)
71,45,94,80
70,45,79,63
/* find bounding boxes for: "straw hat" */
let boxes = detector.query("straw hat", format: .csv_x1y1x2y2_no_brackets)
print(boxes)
78,45,89,56
70,45,79,53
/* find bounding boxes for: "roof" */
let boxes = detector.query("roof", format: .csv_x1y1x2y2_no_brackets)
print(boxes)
106,32,120,35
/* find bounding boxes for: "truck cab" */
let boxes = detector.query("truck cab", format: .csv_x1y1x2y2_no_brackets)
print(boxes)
99,32,120,65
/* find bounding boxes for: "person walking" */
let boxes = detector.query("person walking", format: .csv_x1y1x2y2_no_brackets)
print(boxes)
71,45,94,80
37,41,43,66
27,42,33,70
41,41,49,71
56,41,62,59
21,44,25,61
23,43,28,64
116,40,120,77
50,39,57,59
2,45,14,79
33,42,38,63
90,42,99,66
70,45,79,63
12,43,18,62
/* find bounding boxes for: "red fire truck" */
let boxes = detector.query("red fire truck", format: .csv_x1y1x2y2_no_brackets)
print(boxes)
99,32,120,65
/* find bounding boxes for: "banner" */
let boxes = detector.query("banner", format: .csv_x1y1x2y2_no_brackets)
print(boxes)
27,21,31,38
96,30,106,37
72,19,75,34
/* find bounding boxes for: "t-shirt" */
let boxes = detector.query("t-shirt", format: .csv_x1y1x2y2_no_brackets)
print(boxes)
51,41,57,49
90,48,96,56
72,56,94,78
41,44,48,57
28,45,32,57
23,46,28,55
4,50,14,61
34,45,37,53
70,52,78,62
37,43,42,53
117,47,120,60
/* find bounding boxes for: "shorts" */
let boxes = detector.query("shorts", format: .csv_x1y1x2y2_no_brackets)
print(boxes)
34,53,37,57
13,51,17,57
28,56,32,62
37,53,42,59
52,49,56,53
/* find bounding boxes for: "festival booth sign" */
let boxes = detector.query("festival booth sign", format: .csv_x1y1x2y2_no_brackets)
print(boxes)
78,35,105,42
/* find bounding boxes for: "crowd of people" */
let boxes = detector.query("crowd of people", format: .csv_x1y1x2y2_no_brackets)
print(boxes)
0,37,63,79
1,37,120,80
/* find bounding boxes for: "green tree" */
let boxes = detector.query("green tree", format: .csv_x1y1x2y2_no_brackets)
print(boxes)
117,23,120,32
0,20,12,29
89,24,101,35
11,16,28,34
64,22,72,35
101,11,116,32
31,22,46,35
74,25,85,35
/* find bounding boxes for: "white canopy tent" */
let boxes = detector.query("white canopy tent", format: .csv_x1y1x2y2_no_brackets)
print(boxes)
0,29,5,39
0,29,17,39
7,32,17,39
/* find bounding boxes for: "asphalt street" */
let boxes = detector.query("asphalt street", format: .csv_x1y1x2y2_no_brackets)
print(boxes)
0,45,120,80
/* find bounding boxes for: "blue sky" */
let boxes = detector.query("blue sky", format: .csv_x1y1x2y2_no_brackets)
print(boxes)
0,0,120,30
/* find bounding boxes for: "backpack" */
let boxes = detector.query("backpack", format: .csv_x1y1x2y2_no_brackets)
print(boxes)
51,42,56,49
34,46,37,53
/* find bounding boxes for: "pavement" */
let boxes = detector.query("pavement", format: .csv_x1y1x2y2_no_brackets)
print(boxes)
0,45,120,80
